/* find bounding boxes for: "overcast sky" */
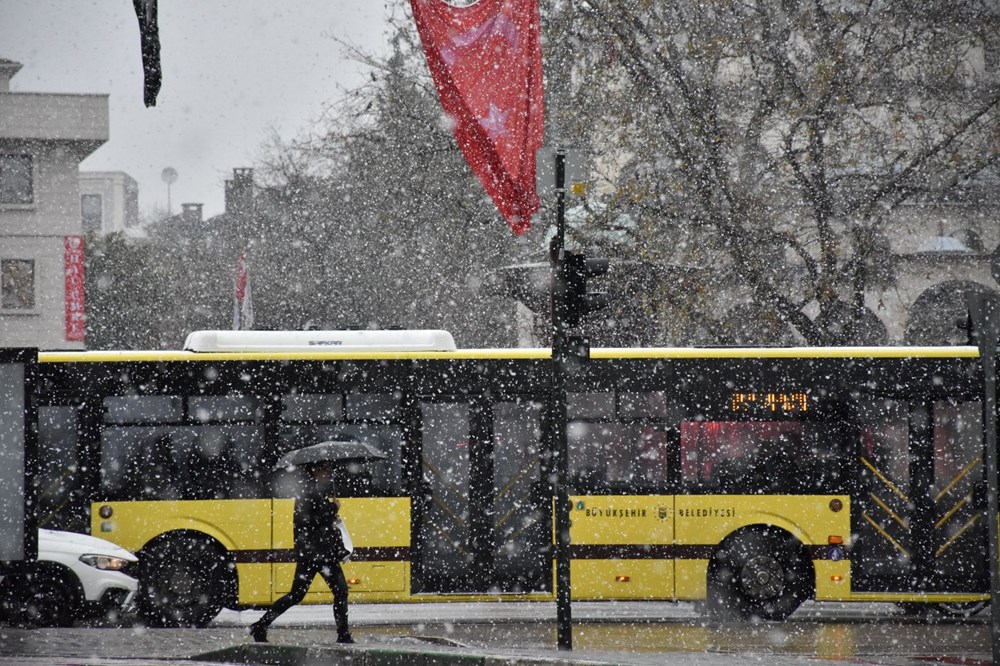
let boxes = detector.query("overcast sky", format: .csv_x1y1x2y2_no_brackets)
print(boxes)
0,0,395,219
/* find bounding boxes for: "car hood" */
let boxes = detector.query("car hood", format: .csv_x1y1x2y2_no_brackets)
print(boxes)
39,528,138,562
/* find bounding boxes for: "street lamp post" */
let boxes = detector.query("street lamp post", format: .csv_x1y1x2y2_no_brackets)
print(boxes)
161,167,177,216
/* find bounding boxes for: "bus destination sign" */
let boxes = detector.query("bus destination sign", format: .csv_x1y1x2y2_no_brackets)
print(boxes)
730,391,810,414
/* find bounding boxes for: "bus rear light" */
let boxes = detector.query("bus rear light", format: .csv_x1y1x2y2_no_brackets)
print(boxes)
615,575,630,583
829,499,843,512
828,535,843,545
98,505,113,519
347,577,361,586
831,575,844,582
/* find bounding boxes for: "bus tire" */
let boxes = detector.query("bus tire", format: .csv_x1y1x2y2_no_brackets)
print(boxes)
136,534,231,628
707,528,812,622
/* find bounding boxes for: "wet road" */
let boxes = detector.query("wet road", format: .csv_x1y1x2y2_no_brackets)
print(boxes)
228,600,994,661
0,601,993,665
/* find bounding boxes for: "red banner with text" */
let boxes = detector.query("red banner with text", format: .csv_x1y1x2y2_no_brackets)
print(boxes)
64,235,85,342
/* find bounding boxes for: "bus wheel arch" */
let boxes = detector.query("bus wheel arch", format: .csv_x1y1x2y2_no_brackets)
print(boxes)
706,525,814,621
136,530,236,628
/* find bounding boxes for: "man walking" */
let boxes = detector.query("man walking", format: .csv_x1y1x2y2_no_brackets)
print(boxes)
250,463,353,643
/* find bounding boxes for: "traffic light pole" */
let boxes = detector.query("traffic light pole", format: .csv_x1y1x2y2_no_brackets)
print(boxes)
550,149,573,651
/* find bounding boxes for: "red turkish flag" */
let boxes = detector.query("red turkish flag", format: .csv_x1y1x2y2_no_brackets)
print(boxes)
410,0,544,235
233,249,254,330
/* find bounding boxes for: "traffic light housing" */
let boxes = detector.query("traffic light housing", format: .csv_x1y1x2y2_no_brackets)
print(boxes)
556,251,609,329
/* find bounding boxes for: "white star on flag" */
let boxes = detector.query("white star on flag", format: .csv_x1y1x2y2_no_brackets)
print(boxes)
441,13,519,66
479,103,510,140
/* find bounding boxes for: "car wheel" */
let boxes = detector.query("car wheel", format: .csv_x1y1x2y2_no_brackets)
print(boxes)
707,528,811,622
1,573,77,628
136,536,227,628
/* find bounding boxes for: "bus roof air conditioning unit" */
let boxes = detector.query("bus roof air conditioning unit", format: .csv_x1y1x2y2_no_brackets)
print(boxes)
183,330,457,353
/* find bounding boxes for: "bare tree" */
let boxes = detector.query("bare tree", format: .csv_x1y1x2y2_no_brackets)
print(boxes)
544,0,1000,344
251,26,525,346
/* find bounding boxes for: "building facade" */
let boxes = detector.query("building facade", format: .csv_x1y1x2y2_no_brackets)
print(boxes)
78,171,140,237
0,58,108,350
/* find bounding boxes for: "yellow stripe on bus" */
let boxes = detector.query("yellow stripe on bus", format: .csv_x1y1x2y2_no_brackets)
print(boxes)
590,346,980,359
41,345,979,364
39,349,553,363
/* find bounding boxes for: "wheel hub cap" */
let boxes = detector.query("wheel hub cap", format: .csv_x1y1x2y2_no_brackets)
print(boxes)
740,555,784,599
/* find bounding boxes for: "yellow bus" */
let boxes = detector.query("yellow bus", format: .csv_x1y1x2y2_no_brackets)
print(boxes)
33,331,990,626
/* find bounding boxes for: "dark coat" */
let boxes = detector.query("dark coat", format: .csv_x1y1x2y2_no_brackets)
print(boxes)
293,491,347,563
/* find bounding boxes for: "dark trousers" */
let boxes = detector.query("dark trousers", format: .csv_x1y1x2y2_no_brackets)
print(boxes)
256,559,349,631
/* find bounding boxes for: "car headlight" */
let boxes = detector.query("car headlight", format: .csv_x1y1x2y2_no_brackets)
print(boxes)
79,554,130,571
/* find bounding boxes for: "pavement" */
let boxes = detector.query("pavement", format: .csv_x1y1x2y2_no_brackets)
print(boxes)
0,601,994,666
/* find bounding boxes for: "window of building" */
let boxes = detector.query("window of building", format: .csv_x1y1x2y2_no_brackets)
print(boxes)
1,259,35,310
0,155,33,205
81,194,103,233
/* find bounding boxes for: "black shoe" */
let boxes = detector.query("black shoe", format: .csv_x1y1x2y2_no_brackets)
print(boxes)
250,623,268,643
337,631,355,644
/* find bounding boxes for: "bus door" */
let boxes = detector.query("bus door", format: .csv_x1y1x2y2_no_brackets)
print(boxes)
850,399,987,594
412,397,548,594
0,349,37,568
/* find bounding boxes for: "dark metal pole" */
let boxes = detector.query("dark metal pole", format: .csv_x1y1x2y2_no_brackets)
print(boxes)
968,294,1000,664
550,148,572,651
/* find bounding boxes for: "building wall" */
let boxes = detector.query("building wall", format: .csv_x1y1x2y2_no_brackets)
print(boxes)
79,171,140,235
869,258,998,344
878,198,1000,343
0,235,73,347
0,59,108,350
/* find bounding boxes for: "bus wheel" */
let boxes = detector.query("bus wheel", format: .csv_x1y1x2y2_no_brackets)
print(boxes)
708,529,811,622
137,535,228,628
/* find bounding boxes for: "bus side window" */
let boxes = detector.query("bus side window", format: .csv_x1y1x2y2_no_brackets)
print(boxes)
680,422,830,495
567,422,674,494
185,427,262,499
126,432,182,500
636,427,673,488
280,427,403,498
37,405,81,530
565,392,676,495
568,421,610,493
278,393,403,497
747,433,797,493
680,421,736,493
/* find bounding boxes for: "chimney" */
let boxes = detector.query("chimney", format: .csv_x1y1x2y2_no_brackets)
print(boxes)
181,203,203,224
224,167,254,215
0,59,23,93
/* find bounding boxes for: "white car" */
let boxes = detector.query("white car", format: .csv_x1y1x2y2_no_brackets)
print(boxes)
0,529,138,627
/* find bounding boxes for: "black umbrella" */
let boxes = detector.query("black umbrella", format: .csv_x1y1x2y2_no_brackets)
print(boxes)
274,439,387,470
